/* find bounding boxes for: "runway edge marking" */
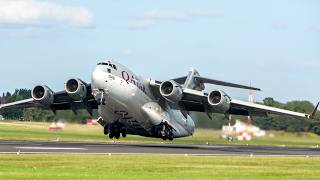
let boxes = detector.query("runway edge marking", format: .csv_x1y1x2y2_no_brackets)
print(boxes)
0,152,319,157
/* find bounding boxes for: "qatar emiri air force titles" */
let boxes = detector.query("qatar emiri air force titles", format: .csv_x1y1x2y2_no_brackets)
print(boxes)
0,60,319,141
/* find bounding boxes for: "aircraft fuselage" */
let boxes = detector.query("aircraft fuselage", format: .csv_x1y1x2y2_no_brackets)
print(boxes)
91,61,195,139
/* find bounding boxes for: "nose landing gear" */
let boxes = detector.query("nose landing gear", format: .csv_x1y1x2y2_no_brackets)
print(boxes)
94,89,106,105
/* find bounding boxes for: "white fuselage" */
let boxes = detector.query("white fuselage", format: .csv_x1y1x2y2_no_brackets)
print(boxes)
90,61,195,138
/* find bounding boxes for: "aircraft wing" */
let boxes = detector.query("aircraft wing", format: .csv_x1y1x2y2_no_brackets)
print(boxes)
149,75,317,119
0,98,41,109
229,99,316,119
179,89,318,119
0,85,98,115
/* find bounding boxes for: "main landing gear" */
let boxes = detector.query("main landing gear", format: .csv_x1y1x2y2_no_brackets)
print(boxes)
104,122,126,140
157,122,174,141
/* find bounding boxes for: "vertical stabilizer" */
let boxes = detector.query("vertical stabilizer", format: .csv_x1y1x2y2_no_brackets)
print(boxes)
183,68,205,91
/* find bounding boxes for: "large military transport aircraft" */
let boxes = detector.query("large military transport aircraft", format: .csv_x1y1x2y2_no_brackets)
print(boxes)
0,60,318,140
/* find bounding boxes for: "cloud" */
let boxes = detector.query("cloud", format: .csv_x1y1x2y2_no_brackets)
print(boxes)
0,0,94,28
129,9,221,30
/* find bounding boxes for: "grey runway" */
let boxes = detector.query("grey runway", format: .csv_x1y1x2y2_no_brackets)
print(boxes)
0,140,319,157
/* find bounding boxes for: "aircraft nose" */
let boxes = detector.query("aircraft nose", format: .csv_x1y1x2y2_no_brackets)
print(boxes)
91,67,107,91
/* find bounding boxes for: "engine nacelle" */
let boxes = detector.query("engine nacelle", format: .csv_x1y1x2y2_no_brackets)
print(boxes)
65,78,88,101
160,80,183,102
31,85,54,106
208,90,231,113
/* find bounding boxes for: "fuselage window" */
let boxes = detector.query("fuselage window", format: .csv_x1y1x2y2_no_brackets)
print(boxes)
107,69,111,73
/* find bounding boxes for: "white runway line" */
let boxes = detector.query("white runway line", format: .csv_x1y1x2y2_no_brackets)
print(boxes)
15,147,87,150
0,152,319,157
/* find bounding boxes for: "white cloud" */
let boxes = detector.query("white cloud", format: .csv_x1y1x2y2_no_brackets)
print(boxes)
0,0,94,28
129,9,221,30
128,19,156,29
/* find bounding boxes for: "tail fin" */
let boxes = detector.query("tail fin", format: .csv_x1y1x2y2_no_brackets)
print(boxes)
180,69,205,91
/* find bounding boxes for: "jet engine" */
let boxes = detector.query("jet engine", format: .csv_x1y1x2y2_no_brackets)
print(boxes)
31,85,54,106
208,90,231,113
65,78,88,101
160,80,183,102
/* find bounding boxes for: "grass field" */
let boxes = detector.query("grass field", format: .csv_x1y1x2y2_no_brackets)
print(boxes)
1,121,320,179
0,155,319,180
1,120,320,147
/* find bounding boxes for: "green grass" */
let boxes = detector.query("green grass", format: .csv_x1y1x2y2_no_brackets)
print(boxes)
0,155,319,180
1,120,320,147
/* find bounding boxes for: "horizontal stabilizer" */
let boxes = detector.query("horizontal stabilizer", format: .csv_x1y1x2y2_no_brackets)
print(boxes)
194,76,261,91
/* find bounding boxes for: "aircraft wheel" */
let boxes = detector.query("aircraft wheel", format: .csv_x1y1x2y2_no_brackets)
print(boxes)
168,132,174,141
103,126,109,135
109,133,114,139
122,132,127,138
115,132,121,139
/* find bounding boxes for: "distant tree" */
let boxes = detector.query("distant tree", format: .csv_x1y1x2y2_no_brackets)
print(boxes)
263,97,284,108
285,101,314,113
23,108,55,122
1,89,32,119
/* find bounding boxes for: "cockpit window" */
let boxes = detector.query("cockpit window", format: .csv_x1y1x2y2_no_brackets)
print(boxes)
97,62,109,66
97,62,117,71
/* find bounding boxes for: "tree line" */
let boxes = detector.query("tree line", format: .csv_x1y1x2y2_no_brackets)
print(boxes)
0,88,320,135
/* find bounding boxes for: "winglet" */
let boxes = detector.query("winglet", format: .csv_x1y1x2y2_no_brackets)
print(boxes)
310,102,319,119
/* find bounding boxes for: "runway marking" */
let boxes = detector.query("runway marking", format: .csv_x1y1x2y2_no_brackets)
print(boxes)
15,147,87,150
0,152,319,157
83,144,232,148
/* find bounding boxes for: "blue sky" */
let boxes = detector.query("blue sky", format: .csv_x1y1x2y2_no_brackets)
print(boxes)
0,0,319,103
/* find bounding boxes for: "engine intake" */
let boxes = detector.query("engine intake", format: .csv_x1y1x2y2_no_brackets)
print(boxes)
65,78,88,100
31,85,54,106
160,80,183,102
208,90,231,113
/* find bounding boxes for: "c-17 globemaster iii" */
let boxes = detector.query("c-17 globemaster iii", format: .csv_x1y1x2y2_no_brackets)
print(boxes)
0,60,318,141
